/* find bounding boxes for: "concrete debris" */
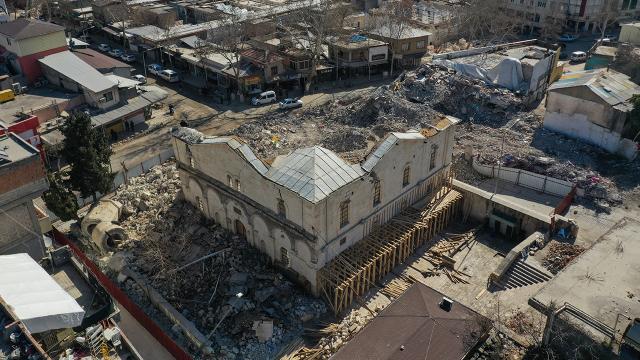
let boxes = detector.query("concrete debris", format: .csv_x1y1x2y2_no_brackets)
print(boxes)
106,161,326,359
174,126,204,143
252,320,274,342
542,241,586,274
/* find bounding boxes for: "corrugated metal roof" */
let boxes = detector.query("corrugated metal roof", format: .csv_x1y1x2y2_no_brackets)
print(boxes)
91,87,167,126
549,69,640,111
39,51,116,93
266,146,365,203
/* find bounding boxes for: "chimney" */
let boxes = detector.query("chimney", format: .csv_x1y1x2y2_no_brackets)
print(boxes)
440,297,454,312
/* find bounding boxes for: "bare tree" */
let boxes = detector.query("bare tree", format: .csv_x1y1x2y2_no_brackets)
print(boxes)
369,0,413,76
274,0,351,91
538,3,567,41
595,0,620,39
198,12,250,100
456,0,521,45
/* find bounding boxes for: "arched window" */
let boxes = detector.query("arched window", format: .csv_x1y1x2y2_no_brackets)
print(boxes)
373,179,381,206
402,165,411,187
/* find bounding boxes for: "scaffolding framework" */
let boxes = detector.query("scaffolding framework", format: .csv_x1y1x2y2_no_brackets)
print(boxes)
318,187,464,314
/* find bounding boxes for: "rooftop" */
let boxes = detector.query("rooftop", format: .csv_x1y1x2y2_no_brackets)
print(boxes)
241,48,284,64
331,34,387,49
370,24,432,39
266,146,365,202
333,283,488,360
549,69,640,111
39,51,117,93
71,48,132,71
592,45,617,57
91,86,167,127
0,19,64,40
0,133,40,167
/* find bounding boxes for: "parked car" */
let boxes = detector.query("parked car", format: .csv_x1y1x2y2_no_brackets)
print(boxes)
108,48,123,57
121,53,136,62
279,98,303,109
558,34,578,42
570,51,587,63
251,90,277,106
98,43,110,52
158,69,179,83
132,74,146,84
147,64,163,76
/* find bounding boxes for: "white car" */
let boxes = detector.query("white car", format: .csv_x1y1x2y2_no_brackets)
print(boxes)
121,53,136,62
251,90,277,106
147,64,163,76
132,74,146,84
158,69,179,83
98,43,110,52
279,98,303,109
109,48,123,57
570,51,587,63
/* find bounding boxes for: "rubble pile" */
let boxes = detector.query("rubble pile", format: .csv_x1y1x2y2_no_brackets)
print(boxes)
109,162,326,359
469,331,526,360
542,241,586,274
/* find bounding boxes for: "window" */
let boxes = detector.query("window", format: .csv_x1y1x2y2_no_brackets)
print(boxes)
416,40,425,49
371,53,386,61
373,179,381,206
280,247,289,267
402,166,411,187
339,200,349,228
235,179,241,192
227,175,233,187
429,145,438,170
186,146,194,167
537,1,546,7
311,252,318,264
104,91,113,102
534,13,541,22
401,42,410,51
196,196,204,212
339,237,346,245
270,66,278,76
277,198,286,218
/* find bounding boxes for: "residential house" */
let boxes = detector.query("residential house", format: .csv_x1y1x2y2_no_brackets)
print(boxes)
241,47,285,86
171,116,459,294
135,4,178,29
369,24,432,68
0,132,48,260
543,69,640,160
0,19,67,83
328,34,388,77
39,50,121,110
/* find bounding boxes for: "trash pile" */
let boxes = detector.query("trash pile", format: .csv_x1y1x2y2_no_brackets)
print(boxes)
107,162,327,359
542,241,586,274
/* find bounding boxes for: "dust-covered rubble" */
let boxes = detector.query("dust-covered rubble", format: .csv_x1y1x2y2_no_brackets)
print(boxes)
104,161,326,359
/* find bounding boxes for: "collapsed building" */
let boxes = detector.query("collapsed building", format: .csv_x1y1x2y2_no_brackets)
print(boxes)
171,116,459,295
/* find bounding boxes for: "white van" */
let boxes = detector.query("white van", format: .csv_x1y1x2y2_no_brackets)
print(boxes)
251,90,276,105
159,69,180,83
570,51,587,63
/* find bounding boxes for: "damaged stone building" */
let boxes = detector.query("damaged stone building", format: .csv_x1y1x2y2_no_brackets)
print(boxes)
171,117,459,294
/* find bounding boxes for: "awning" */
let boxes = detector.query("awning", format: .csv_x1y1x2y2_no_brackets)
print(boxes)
0,254,85,333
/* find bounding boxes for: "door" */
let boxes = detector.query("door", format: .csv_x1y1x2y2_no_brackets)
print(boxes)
234,219,246,238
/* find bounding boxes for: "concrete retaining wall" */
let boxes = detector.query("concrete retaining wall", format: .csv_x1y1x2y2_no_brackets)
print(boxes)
472,160,573,197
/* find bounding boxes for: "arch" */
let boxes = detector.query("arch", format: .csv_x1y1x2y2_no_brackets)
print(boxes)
234,219,246,238
188,177,207,216
250,214,271,253
206,187,224,223
225,199,250,236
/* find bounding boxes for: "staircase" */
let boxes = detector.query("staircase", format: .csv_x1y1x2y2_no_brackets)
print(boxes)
86,325,111,360
494,259,552,290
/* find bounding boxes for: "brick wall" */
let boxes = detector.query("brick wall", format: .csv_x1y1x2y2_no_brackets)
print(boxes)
0,158,45,196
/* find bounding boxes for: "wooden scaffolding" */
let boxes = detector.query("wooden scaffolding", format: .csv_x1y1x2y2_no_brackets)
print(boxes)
317,187,464,314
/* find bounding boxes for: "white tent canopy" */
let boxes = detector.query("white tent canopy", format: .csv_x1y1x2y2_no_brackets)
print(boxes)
0,253,85,333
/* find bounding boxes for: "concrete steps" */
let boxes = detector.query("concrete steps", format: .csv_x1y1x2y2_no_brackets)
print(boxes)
495,259,552,290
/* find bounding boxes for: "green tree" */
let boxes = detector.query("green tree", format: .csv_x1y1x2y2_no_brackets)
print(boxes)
60,111,114,202
43,172,79,221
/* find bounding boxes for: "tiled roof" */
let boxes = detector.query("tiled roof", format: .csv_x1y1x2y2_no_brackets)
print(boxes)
0,19,63,40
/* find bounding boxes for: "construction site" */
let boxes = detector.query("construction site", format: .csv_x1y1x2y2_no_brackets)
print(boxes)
56,59,640,360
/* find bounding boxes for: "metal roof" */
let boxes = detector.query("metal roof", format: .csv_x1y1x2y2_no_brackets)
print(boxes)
91,87,167,126
332,283,487,360
266,146,365,203
549,69,640,111
39,51,117,93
